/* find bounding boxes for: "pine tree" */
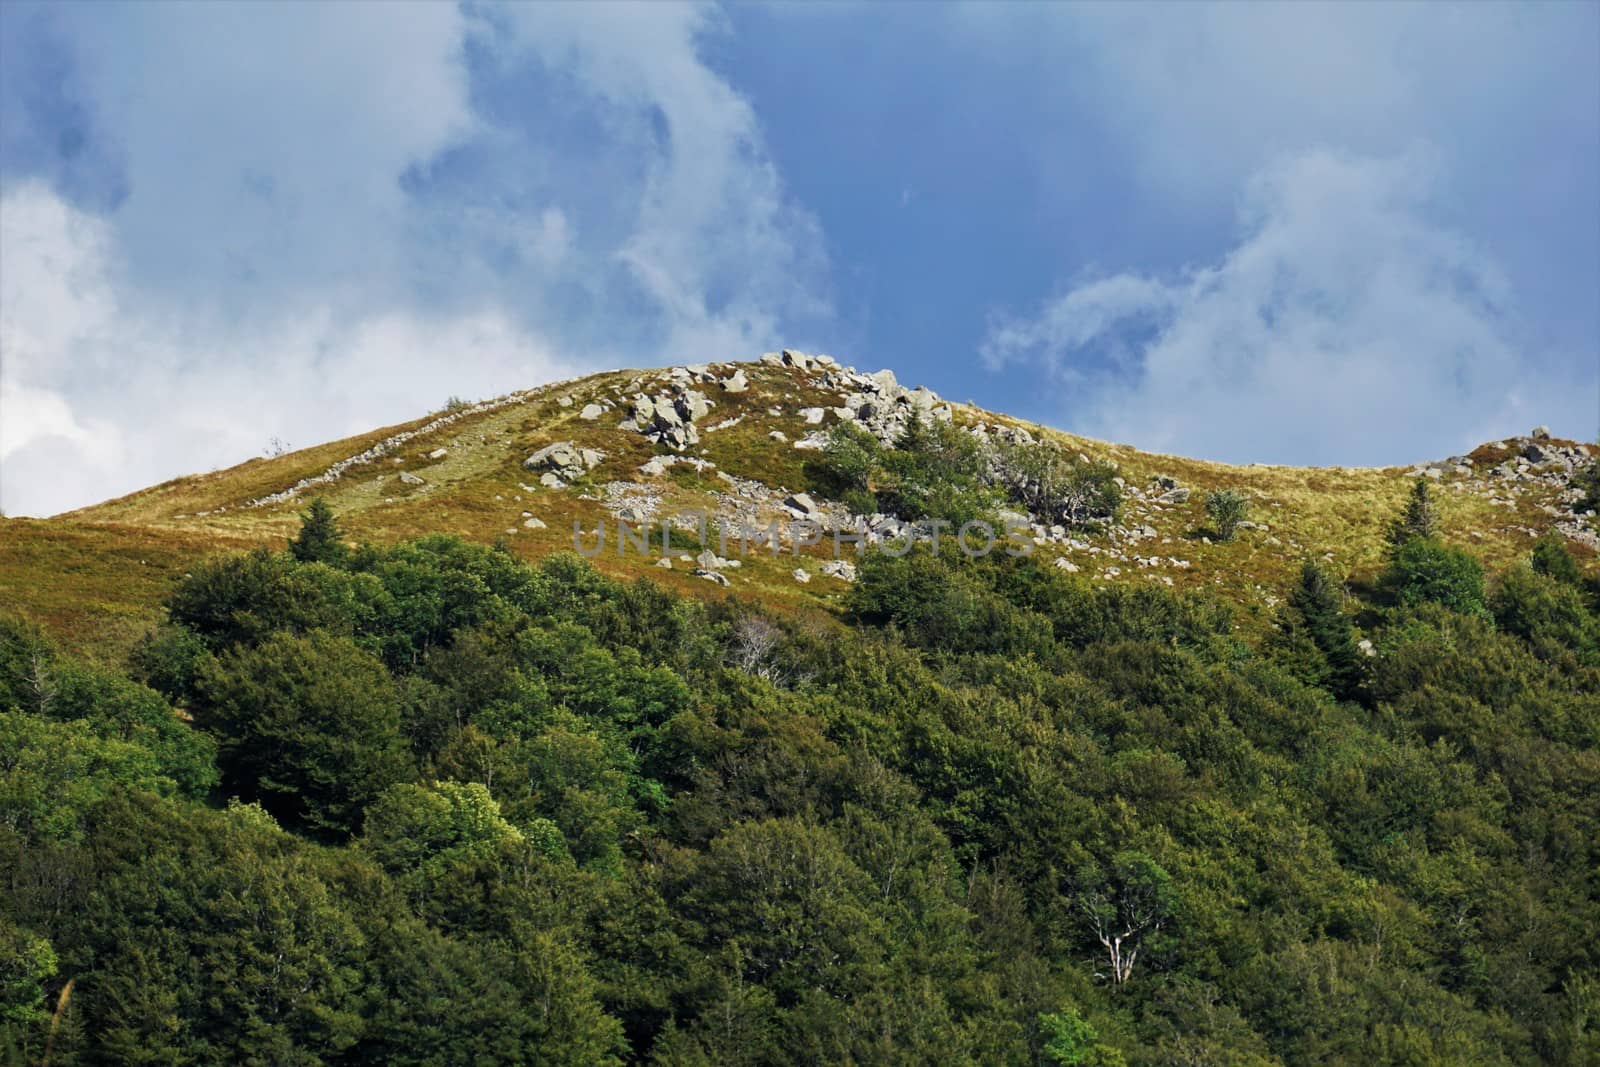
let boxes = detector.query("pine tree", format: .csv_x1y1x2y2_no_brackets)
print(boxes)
289,496,345,564
1387,477,1438,547
1286,560,1362,700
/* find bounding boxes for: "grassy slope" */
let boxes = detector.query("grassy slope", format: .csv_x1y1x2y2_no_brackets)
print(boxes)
4,359,1592,660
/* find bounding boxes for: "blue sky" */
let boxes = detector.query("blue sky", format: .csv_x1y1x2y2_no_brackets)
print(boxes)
1,2,1596,516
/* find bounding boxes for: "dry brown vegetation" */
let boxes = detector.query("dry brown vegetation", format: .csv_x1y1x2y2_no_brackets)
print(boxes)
4,359,1592,659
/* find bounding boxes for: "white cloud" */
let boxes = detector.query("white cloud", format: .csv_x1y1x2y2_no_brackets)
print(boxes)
982,149,1593,466
492,2,830,358
0,1,831,515
0,182,578,517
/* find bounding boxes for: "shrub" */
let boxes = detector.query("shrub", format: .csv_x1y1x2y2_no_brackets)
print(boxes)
1381,538,1486,617
1531,533,1584,588
809,422,884,514
1204,489,1249,541
1490,565,1599,662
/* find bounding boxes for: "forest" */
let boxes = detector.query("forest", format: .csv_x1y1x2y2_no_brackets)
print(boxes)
2,488,1598,1065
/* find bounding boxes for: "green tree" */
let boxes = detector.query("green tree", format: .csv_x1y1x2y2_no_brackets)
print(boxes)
1387,477,1439,547
1381,538,1487,617
0,711,170,841
1530,533,1584,588
1078,851,1178,984
0,917,57,1028
811,421,884,515
1204,489,1250,541
289,496,347,564
1039,1007,1123,1066
997,441,1122,528
362,780,527,889
195,630,412,835
1279,560,1363,699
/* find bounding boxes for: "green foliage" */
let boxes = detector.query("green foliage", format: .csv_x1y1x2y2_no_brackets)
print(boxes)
127,622,212,703
1382,537,1488,616
881,413,1004,526
1531,533,1584,588
167,548,357,649
0,919,56,1027
1388,477,1441,546
196,630,411,835
1491,564,1600,663
289,496,347,564
809,421,884,515
3,529,1597,1064
0,711,169,840
1039,1007,1122,1067
1271,560,1363,699
1572,456,1600,518
1204,489,1249,541
995,441,1123,529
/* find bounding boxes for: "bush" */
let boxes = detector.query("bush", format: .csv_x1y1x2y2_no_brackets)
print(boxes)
1381,538,1487,617
1531,533,1584,588
1204,489,1250,541
1490,565,1599,662
880,414,1002,525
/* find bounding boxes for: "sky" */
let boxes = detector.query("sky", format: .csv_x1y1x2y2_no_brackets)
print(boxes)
1,2,1596,517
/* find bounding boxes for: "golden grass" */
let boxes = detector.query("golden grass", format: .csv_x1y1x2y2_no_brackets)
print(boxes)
9,361,1592,658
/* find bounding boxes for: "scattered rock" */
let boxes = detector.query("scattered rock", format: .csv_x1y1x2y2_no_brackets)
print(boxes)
1157,488,1191,505
1532,425,1551,440
579,403,604,420
539,473,565,489
821,559,857,582
522,517,547,529
557,396,573,408
694,568,730,586
801,407,826,425
792,568,811,583
427,448,449,460
769,430,789,443
398,471,425,486
784,492,820,516
1053,557,1080,573
656,558,673,569
721,369,750,393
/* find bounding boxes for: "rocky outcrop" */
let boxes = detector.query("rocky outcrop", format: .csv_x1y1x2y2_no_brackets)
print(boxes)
523,441,605,484
622,386,715,451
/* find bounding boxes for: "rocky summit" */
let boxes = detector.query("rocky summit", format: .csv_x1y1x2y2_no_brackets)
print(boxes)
3,349,1598,1067
4,349,1596,654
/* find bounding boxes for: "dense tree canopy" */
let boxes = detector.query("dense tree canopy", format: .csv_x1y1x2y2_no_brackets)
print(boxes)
2,499,1597,1063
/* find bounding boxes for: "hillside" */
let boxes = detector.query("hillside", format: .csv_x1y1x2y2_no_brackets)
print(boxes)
4,351,1595,659
3,351,1600,1064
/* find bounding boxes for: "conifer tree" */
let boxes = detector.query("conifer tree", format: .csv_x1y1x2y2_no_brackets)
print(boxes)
1286,560,1362,700
1387,477,1438,547
289,496,346,564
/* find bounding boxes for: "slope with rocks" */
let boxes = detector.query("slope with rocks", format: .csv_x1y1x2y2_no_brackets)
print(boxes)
3,350,1595,657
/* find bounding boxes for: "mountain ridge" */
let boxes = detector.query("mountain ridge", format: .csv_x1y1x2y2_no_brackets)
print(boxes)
4,350,1596,658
